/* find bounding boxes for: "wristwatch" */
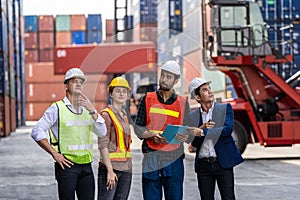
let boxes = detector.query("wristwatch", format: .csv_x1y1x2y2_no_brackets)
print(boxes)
89,109,98,115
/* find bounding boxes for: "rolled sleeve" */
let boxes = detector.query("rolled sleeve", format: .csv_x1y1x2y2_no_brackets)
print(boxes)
31,105,58,142
93,113,107,138
134,95,147,139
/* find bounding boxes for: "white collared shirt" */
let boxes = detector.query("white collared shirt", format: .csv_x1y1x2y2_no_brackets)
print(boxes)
199,102,217,158
31,97,107,142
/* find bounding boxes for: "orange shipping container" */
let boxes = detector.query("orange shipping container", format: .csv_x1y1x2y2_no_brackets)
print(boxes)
26,102,52,121
38,15,54,31
105,19,114,38
25,50,39,62
39,32,54,49
0,95,11,137
39,49,54,62
26,62,64,83
26,83,65,102
26,82,108,102
55,31,72,46
71,14,86,31
24,32,38,49
26,62,108,83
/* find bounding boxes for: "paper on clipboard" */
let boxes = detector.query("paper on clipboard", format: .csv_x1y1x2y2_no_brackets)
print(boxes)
161,124,188,144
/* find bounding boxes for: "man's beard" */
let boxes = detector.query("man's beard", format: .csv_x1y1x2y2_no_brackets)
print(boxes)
159,86,171,91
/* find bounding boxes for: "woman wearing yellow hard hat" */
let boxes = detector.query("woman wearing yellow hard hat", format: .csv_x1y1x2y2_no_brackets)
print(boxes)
97,76,133,200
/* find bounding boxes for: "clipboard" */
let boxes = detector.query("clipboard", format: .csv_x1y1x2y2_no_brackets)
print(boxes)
161,124,188,144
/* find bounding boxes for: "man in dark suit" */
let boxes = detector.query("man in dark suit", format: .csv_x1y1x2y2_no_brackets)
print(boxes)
187,77,243,200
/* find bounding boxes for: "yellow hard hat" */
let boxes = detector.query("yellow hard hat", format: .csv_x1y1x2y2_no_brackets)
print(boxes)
107,77,131,91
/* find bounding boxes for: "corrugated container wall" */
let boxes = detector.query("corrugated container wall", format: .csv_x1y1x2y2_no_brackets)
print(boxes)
1,0,25,136
256,0,300,79
24,13,105,121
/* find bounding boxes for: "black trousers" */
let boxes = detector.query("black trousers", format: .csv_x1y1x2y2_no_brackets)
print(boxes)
196,159,235,200
98,164,132,200
55,162,95,200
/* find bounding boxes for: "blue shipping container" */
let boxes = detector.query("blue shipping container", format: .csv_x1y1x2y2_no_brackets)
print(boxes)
71,31,86,44
0,55,10,95
87,14,102,31
24,15,38,32
0,12,8,54
87,31,102,44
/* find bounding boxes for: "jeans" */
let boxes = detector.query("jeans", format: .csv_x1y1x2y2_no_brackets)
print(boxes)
196,159,235,200
54,162,95,200
142,156,184,200
98,164,132,200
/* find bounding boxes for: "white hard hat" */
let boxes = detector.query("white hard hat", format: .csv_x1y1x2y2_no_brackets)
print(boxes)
160,60,181,77
189,77,211,99
64,68,87,84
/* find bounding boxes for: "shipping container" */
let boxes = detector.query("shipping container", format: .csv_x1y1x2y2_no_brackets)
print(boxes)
24,32,38,49
0,12,9,53
55,15,71,31
55,31,72,46
10,97,16,132
71,31,86,44
24,49,39,62
9,67,15,98
39,49,53,62
0,55,10,95
70,14,86,31
26,62,107,83
87,31,102,44
24,15,38,32
54,43,157,74
0,94,11,136
26,102,51,121
38,15,54,31
105,19,114,38
87,14,102,31
38,32,54,49
26,82,65,102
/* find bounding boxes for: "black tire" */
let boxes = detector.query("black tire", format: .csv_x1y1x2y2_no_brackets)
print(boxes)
232,120,248,154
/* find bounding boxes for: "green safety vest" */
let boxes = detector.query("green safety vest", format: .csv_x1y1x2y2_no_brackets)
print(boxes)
50,100,94,164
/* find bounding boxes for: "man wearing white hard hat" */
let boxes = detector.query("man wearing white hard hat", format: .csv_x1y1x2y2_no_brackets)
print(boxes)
134,60,194,200
187,77,243,200
31,68,107,200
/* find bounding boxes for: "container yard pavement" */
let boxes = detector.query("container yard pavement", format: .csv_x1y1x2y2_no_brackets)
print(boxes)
1,122,300,200
0,122,198,200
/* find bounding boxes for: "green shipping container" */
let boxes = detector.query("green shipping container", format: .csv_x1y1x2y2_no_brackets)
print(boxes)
55,15,71,31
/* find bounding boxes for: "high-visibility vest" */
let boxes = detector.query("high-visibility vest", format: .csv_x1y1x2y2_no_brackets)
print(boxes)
49,100,94,164
145,92,186,151
101,107,132,161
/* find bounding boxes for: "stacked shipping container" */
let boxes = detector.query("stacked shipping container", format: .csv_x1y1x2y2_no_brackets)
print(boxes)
0,0,26,137
24,14,106,121
257,0,300,79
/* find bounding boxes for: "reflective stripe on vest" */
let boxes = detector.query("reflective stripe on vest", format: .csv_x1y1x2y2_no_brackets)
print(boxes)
101,108,132,161
50,100,94,164
149,107,179,118
145,92,186,151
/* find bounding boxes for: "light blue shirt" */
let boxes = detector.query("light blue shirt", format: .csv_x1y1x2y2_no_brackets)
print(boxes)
31,97,107,142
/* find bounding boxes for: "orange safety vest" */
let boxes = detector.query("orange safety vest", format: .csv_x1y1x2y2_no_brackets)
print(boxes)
145,92,186,151
101,108,132,161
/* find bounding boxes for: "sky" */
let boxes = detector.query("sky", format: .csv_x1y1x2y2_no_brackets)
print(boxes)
23,0,115,37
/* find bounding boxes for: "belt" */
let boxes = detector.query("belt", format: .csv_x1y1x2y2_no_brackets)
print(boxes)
200,157,217,163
